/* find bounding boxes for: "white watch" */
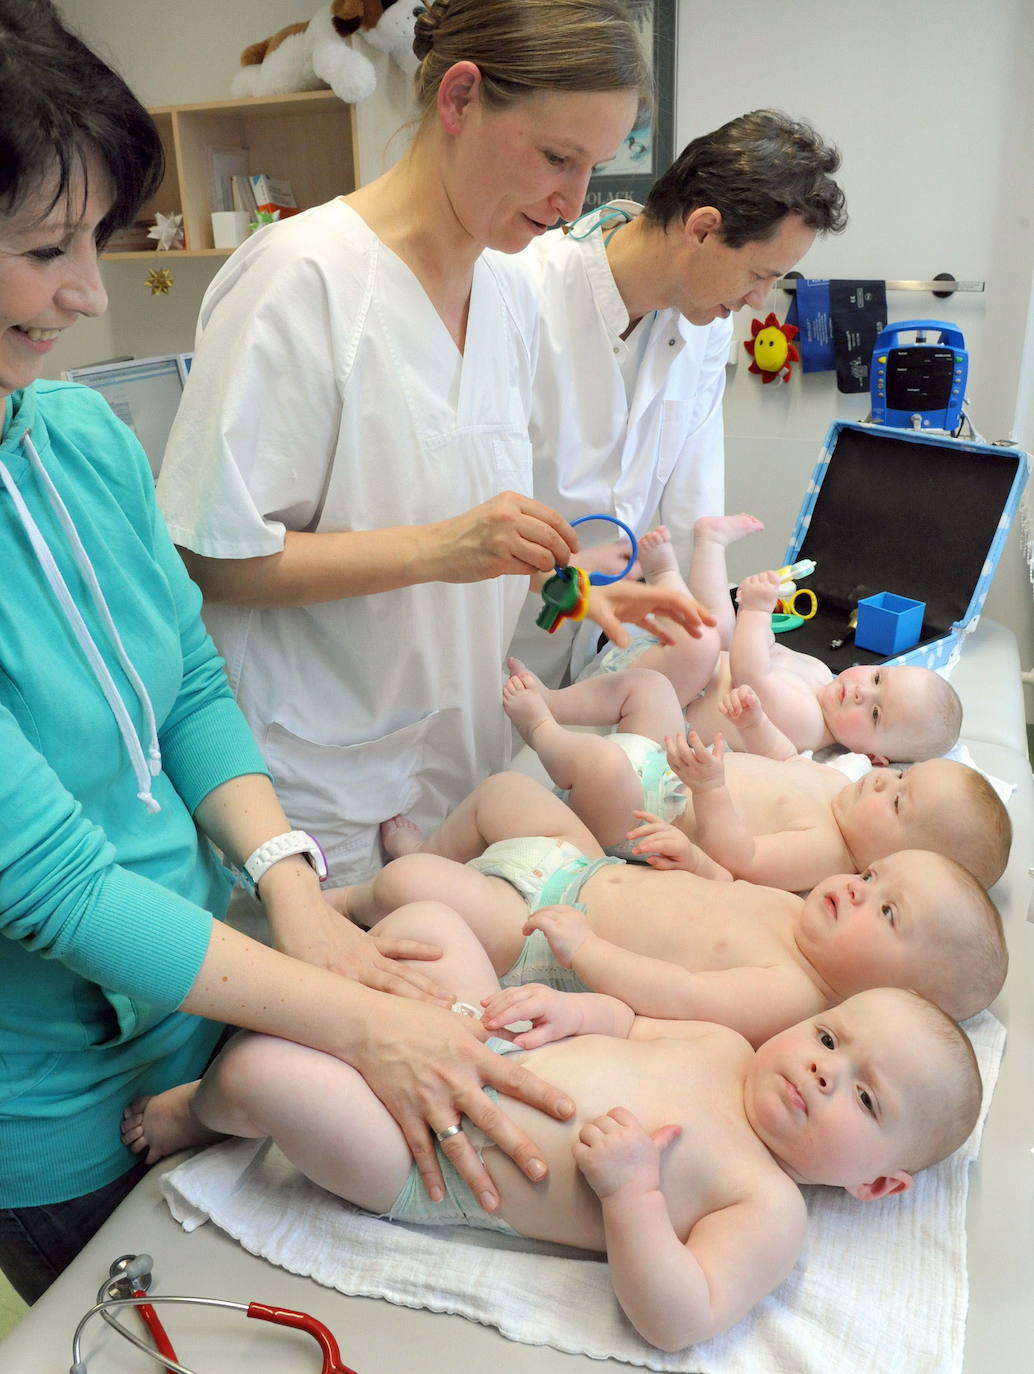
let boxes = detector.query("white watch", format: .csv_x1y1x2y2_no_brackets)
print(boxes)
242,830,329,888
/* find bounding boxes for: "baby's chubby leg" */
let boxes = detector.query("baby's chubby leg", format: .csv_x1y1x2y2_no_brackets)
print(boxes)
687,515,765,648
194,1032,413,1213
591,528,727,708
418,768,602,863
505,661,684,738
369,901,508,1010
344,853,531,974
504,666,682,850
123,1038,411,1215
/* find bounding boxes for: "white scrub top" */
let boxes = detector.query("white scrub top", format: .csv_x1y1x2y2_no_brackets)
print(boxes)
496,202,734,684
157,200,538,882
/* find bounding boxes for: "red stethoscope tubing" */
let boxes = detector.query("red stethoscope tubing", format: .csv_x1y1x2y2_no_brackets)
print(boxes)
132,1288,179,1370
247,1302,358,1373
75,1292,357,1374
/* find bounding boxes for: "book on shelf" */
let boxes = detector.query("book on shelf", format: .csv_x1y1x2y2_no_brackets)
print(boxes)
230,174,260,221
250,173,299,219
207,145,249,213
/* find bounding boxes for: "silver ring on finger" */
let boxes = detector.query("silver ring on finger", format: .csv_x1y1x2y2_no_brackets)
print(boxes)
434,1122,464,1143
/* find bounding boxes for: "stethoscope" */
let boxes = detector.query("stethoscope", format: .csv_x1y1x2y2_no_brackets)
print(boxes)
70,1253,358,1374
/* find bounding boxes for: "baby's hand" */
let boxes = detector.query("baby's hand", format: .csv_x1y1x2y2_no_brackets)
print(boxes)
627,811,693,869
736,570,781,614
573,1106,682,1202
481,982,584,1048
524,904,592,968
719,684,764,728
665,731,726,793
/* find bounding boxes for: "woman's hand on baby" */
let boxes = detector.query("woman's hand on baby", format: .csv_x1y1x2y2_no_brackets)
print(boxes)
524,905,593,967
481,982,586,1048
273,898,454,1004
627,811,693,869
352,997,574,1209
426,491,578,582
665,731,726,793
735,569,781,613
585,582,716,649
574,1107,682,1203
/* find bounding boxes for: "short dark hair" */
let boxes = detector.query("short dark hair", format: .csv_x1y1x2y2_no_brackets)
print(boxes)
643,108,847,247
0,0,163,246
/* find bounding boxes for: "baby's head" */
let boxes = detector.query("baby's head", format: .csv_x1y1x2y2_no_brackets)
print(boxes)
745,988,983,1197
832,759,1012,887
796,850,1007,1019
817,664,962,763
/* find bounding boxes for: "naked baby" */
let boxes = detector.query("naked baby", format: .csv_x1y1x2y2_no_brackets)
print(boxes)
125,896,983,1354
342,772,1006,1047
584,519,962,762
500,666,1009,892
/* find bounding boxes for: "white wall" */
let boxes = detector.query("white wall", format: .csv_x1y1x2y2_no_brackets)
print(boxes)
49,0,1034,713
673,0,1034,713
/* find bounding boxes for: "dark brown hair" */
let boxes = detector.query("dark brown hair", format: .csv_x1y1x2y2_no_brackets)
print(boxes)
643,108,847,246
0,0,163,246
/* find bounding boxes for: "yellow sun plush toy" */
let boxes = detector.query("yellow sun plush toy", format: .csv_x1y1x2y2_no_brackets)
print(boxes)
744,312,800,384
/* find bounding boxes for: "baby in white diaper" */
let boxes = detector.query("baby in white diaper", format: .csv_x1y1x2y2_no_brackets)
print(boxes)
502,664,1009,893
124,895,984,1354
583,518,962,762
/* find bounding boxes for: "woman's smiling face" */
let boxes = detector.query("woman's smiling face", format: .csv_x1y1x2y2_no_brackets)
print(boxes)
0,154,110,399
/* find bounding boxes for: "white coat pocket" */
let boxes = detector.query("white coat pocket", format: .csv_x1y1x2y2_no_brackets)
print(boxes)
262,711,441,882
654,399,694,486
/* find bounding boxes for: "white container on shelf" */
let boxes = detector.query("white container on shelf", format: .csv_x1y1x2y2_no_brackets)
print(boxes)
210,209,251,249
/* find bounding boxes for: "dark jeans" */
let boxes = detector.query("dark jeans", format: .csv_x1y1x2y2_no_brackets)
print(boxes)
0,1159,150,1305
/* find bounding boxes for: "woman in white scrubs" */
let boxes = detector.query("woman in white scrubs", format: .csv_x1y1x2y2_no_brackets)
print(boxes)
158,0,708,887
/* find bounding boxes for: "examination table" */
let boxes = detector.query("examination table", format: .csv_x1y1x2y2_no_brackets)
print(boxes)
2,617,1031,1374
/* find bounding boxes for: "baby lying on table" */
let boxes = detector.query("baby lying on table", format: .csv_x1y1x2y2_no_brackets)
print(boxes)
500,664,1010,892
585,518,961,762
345,772,1005,1047
123,897,983,1354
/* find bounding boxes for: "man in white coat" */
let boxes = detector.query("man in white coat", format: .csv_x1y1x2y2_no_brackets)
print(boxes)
506,109,847,685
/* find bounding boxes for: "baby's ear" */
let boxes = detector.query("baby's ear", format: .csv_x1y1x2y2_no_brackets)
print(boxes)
845,1170,913,1202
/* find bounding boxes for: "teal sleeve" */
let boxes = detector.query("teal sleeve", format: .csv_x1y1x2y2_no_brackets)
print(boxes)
149,493,271,812
0,706,212,1006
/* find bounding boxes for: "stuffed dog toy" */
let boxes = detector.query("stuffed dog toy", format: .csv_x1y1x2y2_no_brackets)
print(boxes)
232,0,419,104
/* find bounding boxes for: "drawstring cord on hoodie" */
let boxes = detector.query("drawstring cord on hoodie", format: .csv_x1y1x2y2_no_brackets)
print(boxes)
0,431,162,812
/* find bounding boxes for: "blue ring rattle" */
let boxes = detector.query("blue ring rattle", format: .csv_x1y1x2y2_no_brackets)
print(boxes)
570,514,639,585
536,514,638,633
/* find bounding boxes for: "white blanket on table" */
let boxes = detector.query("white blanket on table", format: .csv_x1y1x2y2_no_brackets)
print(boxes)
162,1010,1004,1374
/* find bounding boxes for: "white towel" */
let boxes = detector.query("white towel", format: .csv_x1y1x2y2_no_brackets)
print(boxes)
162,1011,1004,1374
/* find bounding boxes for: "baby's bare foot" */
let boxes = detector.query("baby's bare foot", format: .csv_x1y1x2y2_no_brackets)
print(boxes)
380,815,424,859
638,525,681,582
121,1084,222,1166
503,671,556,746
693,513,764,548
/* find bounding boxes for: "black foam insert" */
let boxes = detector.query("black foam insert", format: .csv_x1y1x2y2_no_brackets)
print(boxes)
778,425,1022,669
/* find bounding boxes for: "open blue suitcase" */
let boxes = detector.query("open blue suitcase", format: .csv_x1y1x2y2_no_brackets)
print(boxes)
780,421,1029,671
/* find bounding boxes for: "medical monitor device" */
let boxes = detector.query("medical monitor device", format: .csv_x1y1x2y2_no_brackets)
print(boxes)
869,320,968,433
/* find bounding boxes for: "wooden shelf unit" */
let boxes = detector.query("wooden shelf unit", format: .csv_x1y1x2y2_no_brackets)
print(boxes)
102,90,358,260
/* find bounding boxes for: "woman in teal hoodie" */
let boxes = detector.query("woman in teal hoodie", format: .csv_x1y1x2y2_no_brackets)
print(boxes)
0,0,570,1303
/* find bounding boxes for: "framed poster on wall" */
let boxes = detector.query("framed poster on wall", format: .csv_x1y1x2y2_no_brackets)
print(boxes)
584,0,676,210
